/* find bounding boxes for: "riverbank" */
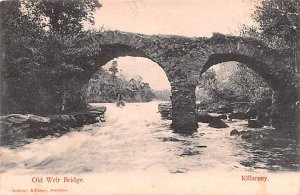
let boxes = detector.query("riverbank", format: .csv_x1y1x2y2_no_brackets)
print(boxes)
0,105,106,147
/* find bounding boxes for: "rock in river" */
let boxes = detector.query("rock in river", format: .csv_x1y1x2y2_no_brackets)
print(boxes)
158,103,172,119
230,129,240,136
1,114,30,127
248,119,263,128
256,112,271,126
246,108,258,119
209,117,228,128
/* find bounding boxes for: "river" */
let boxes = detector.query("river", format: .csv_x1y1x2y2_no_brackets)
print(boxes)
0,101,299,194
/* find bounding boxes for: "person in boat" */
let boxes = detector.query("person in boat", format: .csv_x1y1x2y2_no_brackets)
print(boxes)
116,93,125,107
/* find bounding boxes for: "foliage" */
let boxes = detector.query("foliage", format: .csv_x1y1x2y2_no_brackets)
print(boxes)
22,0,101,35
108,60,118,80
87,68,156,103
1,0,103,79
241,0,299,73
252,0,299,49
0,0,102,114
1,0,42,77
197,69,219,99
228,64,272,106
203,0,300,114
196,63,272,112
219,0,300,113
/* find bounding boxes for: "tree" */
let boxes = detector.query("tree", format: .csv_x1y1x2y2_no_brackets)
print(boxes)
249,0,299,72
0,0,102,113
108,60,119,80
229,64,272,103
23,0,101,35
86,68,155,103
253,0,298,49
0,0,45,77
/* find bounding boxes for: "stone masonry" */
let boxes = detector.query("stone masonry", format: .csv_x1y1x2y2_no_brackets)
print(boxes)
4,31,299,135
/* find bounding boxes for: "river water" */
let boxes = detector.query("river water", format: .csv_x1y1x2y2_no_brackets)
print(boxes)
0,101,299,194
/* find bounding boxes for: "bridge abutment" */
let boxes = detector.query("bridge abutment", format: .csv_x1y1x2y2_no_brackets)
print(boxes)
170,82,198,134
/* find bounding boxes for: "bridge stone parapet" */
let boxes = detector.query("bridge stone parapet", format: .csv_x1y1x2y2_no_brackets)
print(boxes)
75,31,296,134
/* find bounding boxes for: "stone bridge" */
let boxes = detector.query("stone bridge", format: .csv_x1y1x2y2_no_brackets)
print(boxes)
56,31,300,135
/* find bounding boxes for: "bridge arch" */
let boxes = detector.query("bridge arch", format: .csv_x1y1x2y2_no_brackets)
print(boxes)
64,42,173,116
81,43,168,79
194,35,298,134
198,35,293,89
60,31,298,135
201,53,281,89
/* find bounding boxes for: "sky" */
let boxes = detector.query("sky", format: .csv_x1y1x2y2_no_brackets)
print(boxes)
90,0,258,90
92,0,257,37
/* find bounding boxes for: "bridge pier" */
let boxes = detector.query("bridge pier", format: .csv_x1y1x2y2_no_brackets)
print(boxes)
170,82,198,134
271,87,299,136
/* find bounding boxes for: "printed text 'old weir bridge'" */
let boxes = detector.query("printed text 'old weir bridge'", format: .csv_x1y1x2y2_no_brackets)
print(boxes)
62,31,299,135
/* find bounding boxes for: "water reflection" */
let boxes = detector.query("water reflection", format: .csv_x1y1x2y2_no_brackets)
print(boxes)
238,130,299,171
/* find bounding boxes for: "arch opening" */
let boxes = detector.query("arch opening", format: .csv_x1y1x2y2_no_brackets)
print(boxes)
201,53,281,89
85,56,171,104
60,43,172,114
197,61,272,118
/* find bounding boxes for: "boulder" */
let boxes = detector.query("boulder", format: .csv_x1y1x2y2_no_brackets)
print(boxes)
0,108,107,147
73,113,88,126
50,115,76,128
1,114,29,127
209,117,228,128
0,121,9,132
28,115,50,123
197,114,214,123
89,110,105,116
228,112,249,120
230,129,240,136
160,111,172,118
158,103,172,119
89,105,107,113
161,137,180,142
158,103,171,111
26,126,51,138
246,108,258,119
67,115,77,128
256,112,271,126
85,112,99,124
27,115,50,128
248,119,263,128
